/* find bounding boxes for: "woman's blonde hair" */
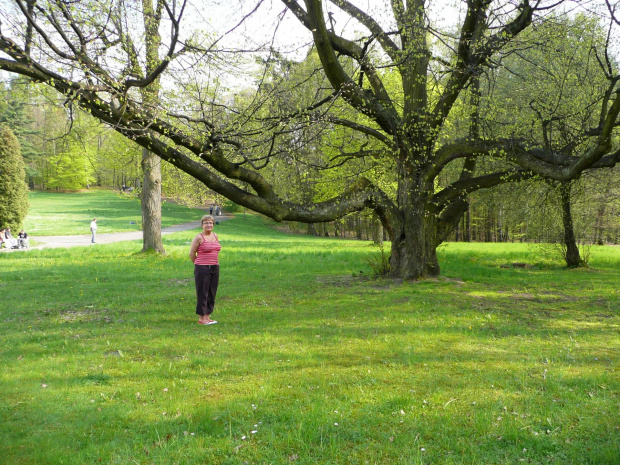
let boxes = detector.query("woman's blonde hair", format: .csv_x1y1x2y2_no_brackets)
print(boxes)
201,215,215,224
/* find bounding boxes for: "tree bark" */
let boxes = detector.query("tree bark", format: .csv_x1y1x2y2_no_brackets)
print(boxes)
371,212,383,245
389,214,440,279
138,0,165,254
141,147,165,253
465,207,471,242
388,172,440,278
559,182,582,267
595,203,606,245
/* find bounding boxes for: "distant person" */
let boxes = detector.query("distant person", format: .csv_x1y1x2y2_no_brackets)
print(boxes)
18,230,29,248
215,205,221,216
3,227,18,248
90,218,97,243
189,215,221,325
0,228,5,248
209,204,214,215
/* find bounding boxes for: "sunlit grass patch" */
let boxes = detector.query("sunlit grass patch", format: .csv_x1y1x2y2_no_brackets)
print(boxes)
24,189,201,235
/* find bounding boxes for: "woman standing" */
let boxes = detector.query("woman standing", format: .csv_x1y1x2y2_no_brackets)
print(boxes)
189,215,222,325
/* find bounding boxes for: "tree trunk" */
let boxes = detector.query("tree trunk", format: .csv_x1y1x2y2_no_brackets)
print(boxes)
371,212,383,245
595,203,606,245
141,147,165,253
389,217,440,279
388,185,440,278
559,182,581,267
465,207,471,242
139,0,164,254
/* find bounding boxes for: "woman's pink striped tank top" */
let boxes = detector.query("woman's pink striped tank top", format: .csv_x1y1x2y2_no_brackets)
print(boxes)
195,234,221,265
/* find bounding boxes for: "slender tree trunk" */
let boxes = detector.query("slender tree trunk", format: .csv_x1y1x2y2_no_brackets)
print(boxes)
559,182,582,267
465,207,471,242
595,203,606,245
141,148,165,253
139,0,165,254
372,212,383,245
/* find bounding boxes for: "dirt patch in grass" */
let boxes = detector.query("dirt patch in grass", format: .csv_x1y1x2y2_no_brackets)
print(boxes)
502,291,580,303
167,278,193,286
316,275,370,287
510,292,537,300
43,305,115,323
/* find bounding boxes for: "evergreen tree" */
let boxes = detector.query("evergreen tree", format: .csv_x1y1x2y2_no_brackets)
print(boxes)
0,79,42,183
0,124,29,230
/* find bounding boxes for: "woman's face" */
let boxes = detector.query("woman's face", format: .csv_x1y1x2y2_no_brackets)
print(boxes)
202,220,214,233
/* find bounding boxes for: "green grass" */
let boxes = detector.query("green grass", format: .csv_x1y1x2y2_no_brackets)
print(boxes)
24,189,201,235
1,202,619,464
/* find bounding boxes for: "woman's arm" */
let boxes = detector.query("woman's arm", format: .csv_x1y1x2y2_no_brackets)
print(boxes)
189,235,202,263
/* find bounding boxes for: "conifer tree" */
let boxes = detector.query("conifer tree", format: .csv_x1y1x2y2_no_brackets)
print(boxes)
0,124,29,230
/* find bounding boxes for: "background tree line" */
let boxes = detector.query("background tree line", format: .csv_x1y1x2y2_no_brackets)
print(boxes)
0,76,222,203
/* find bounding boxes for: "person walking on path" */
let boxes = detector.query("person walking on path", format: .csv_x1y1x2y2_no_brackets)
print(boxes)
189,215,221,325
90,218,97,243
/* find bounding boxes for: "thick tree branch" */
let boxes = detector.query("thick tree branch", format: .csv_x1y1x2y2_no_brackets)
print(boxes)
283,0,400,133
432,169,532,212
123,0,185,91
430,0,534,131
330,0,400,61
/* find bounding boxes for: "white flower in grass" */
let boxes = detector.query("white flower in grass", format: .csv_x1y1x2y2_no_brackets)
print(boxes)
241,435,247,440
334,423,339,426
251,430,257,434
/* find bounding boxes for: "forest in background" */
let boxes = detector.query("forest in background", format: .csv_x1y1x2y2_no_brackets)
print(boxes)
2,74,618,248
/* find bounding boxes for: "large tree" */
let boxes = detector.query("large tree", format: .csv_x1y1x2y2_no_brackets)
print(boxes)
2,0,620,278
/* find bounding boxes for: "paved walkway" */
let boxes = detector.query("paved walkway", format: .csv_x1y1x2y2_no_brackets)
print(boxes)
2,215,233,251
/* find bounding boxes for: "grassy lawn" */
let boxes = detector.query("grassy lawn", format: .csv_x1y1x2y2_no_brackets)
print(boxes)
1,203,619,464
24,189,202,235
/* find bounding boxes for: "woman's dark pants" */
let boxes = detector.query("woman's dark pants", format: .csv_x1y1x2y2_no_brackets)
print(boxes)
194,264,219,316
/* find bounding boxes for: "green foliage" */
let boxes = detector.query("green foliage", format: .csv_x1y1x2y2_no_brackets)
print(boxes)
483,14,611,148
366,242,391,277
44,146,95,190
0,124,29,229
0,78,42,166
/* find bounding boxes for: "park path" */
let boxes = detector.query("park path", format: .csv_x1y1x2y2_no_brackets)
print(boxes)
2,215,233,251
